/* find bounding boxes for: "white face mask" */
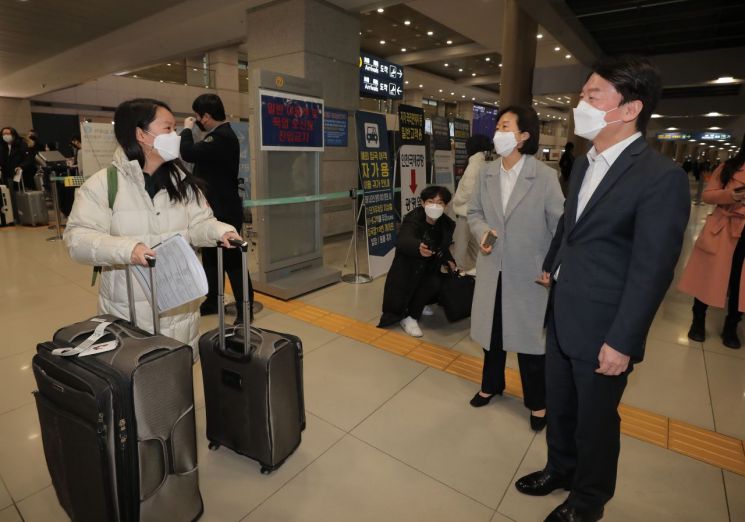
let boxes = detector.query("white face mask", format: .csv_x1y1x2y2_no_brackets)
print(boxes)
493,131,519,157
2,135,13,144
424,203,444,220
572,100,621,140
146,130,181,161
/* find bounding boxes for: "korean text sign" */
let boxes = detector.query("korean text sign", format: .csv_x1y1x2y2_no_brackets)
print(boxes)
260,89,324,151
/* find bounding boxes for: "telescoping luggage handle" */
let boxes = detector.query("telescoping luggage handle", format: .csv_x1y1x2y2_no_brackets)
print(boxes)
124,255,160,335
217,239,250,356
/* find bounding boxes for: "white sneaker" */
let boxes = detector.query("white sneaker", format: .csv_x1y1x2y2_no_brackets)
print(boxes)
422,305,434,316
400,316,423,337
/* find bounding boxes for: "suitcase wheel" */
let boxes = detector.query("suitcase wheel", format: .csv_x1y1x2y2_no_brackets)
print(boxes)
208,441,220,450
260,466,273,475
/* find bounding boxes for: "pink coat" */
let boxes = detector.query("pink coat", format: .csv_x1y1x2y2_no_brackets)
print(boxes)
678,165,745,310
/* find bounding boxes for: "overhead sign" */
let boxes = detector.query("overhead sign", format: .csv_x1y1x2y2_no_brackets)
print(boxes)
80,122,118,177
324,108,348,147
359,52,404,100
472,104,498,137
656,132,692,141
400,144,426,219
356,111,397,279
694,131,732,141
398,104,425,145
259,89,324,151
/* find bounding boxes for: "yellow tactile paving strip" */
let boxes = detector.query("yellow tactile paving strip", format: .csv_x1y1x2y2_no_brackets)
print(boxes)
253,292,745,476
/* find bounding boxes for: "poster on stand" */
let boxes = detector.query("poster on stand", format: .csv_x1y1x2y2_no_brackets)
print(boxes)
259,89,324,151
397,104,426,219
355,111,397,279
434,149,455,193
453,118,470,180
80,122,118,177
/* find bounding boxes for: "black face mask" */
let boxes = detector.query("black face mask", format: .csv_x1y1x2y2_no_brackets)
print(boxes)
195,119,206,132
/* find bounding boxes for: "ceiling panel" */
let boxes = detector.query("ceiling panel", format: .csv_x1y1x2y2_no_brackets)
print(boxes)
0,0,185,76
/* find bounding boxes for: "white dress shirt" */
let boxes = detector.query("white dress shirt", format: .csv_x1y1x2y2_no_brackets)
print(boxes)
576,132,641,220
500,154,525,213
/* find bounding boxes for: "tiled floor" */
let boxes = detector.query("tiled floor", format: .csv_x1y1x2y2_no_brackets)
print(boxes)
0,193,744,521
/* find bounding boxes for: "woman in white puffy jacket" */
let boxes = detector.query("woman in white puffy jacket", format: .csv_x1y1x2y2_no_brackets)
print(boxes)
64,98,242,354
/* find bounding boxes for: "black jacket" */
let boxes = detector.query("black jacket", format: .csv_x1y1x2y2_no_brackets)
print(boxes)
379,206,455,327
180,122,242,228
543,137,690,363
559,151,574,180
0,141,34,186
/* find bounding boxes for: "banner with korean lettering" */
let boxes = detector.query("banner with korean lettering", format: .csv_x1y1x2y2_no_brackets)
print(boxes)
259,89,324,151
398,104,425,145
453,118,470,179
356,111,397,279
400,144,426,219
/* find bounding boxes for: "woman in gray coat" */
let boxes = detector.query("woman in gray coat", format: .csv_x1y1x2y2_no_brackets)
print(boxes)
467,105,564,431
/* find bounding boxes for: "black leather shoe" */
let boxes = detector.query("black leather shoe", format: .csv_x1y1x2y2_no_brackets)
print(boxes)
721,317,741,349
515,469,571,496
687,316,705,342
469,391,501,407
530,414,547,432
545,502,603,522
200,302,218,316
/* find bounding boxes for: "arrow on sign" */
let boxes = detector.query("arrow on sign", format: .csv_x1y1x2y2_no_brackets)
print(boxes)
409,169,417,193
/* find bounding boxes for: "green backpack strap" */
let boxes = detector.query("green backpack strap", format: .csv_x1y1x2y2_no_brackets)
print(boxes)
92,165,119,286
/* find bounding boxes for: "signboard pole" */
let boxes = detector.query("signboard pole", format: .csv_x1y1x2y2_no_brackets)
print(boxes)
341,187,372,284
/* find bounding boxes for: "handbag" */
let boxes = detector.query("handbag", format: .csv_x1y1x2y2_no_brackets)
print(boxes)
438,268,475,322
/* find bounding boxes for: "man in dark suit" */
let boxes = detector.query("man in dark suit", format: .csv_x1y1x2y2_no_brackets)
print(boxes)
180,94,253,323
520,56,690,521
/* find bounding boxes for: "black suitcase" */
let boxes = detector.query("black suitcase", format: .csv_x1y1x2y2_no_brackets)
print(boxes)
32,258,203,522
199,240,305,474
438,269,476,322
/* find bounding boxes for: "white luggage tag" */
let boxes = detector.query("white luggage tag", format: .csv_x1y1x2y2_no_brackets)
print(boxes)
52,320,116,357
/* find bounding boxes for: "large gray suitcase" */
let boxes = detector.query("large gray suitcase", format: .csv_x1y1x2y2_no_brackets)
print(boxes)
33,259,203,521
16,184,48,226
199,240,305,474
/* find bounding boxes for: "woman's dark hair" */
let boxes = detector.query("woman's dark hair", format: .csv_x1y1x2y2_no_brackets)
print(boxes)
420,185,452,204
114,98,204,204
720,133,745,187
564,142,574,152
192,94,226,121
466,134,492,157
1,127,21,145
591,55,662,134
496,106,539,155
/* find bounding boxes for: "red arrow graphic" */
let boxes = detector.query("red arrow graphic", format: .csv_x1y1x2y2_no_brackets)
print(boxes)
409,169,417,194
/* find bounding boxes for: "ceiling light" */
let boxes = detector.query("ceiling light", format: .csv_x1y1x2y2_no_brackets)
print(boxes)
537,33,543,39
458,68,463,72
705,112,723,116
472,73,476,77
485,57,491,62
554,46,560,51
450,92,455,95
166,63,172,66
565,54,571,59
462,95,466,98
419,84,423,88
427,31,434,36
404,20,411,25
401,48,407,52
439,89,443,92
377,7,384,13
472,97,476,101
444,63,449,67
651,113,662,118
713,76,737,84
446,40,453,45
688,139,696,142
380,40,386,44
499,63,503,67
708,126,722,130
405,80,409,84
666,127,678,130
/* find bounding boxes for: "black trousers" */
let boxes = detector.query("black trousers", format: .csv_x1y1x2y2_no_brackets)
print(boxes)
202,246,254,319
480,275,546,411
406,270,443,320
545,309,631,511
693,231,745,320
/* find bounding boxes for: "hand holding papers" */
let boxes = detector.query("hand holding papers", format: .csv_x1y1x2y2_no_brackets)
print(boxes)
132,234,208,312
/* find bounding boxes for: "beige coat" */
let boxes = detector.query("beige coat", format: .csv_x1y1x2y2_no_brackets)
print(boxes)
64,147,234,349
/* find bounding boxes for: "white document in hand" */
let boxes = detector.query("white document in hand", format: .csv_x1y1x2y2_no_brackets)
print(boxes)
132,234,208,312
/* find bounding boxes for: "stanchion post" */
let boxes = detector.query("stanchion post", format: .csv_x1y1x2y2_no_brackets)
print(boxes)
341,187,371,284
47,173,63,242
